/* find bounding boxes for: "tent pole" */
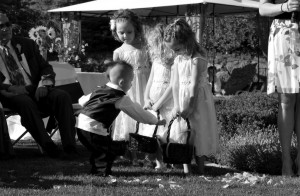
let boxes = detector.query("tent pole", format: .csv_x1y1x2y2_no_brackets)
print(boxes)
256,11,260,83
212,4,215,95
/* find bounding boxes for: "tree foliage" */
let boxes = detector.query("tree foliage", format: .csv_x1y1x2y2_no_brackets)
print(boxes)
203,14,260,56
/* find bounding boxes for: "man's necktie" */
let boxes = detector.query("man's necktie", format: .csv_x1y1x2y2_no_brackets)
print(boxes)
3,46,25,86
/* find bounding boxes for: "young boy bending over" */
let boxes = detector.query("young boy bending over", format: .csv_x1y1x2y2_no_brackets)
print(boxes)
76,60,166,177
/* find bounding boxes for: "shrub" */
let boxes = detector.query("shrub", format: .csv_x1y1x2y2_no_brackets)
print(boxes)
217,126,297,175
215,92,278,138
223,62,257,95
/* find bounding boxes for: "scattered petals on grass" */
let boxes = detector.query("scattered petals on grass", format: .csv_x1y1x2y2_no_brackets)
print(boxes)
108,177,117,184
156,178,162,182
170,184,183,190
159,184,164,189
267,179,273,185
31,172,39,177
8,170,15,174
53,185,61,190
142,179,149,183
221,172,269,188
199,176,212,182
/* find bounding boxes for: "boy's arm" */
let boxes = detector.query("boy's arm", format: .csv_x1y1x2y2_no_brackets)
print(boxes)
116,96,165,125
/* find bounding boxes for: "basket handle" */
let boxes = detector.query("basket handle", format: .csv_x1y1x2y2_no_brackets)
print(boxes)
135,110,160,138
166,115,191,144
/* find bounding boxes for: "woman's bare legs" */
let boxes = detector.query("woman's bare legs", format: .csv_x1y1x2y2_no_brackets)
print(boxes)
278,93,296,176
293,93,300,175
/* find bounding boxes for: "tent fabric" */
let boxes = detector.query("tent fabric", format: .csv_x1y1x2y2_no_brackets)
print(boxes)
48,0,259,16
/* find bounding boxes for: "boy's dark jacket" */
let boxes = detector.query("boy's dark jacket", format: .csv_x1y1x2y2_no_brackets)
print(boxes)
80,85,126,130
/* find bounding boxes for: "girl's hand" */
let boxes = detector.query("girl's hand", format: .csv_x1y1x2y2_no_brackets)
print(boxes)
287,0,300,12
143,99,153,110
151,102,160,112
172,107,180,118
181,106,194,119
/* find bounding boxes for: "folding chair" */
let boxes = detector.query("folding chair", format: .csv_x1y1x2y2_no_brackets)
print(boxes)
4,81,84,152
5,62,84,150
4,107,48,152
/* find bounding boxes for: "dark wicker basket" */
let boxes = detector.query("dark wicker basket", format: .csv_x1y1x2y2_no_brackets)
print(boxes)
128,110,160,153
161,116,194,164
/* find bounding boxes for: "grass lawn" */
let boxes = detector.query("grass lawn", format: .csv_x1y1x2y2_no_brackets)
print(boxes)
1,142,300,196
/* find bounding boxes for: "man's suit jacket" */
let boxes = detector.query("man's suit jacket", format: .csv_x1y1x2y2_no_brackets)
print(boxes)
0,36,55,94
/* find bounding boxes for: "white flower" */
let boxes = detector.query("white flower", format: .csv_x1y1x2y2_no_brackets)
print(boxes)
75,55,79,61
110,19,116,31
47,27,56,39
55,37,61,42
28,27,40,41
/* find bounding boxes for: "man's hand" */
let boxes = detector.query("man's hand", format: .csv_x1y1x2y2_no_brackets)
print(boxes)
0,89,17,98
35,86,48,101
8,85,28,95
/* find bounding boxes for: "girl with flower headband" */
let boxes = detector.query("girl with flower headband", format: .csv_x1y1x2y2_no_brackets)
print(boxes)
164,18,218,175
139,23,175,170
110,9,151,166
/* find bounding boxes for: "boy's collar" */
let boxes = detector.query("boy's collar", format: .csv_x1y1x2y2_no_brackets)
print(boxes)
106,82,124,92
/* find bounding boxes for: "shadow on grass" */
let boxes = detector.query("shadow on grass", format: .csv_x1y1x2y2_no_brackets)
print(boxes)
0,143,240,190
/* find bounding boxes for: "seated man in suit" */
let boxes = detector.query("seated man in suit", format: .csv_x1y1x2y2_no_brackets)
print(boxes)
0,12,77,158
0,101,14,160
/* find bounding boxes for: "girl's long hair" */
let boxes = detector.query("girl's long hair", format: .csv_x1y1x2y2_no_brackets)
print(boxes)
164,18,206,57
110,9,145,44
147,23,174,66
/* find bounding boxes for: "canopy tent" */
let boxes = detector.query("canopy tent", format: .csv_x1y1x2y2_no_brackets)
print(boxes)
48,0,259,17
48,0,263,95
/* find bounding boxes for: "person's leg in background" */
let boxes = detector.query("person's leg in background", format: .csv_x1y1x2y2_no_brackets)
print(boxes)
38,88,77,154
278,93,296,176
0,94,61,158
293,93,300,175
0,104,14,160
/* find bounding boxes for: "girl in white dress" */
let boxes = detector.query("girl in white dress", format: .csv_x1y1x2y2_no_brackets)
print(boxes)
110,9,150,165
164,18,219,174
140,23,175,170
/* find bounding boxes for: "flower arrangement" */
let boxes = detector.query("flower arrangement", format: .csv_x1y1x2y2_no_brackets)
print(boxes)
63,40,88,68
28,21,62,60
28,19,88,67
28,25,54,57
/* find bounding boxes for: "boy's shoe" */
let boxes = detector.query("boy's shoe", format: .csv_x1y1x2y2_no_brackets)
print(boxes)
131,160,140,166
90,168,112,177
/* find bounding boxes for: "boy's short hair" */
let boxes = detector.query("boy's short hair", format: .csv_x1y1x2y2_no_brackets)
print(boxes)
106,60,133,81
